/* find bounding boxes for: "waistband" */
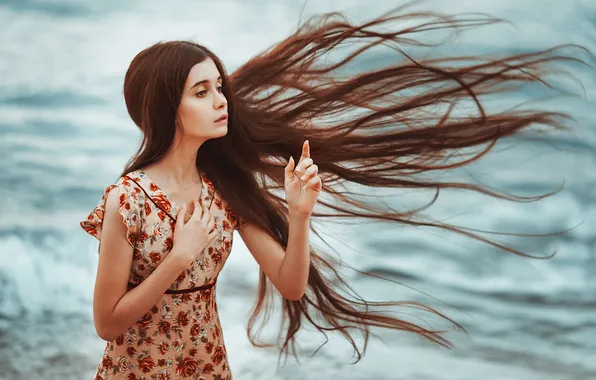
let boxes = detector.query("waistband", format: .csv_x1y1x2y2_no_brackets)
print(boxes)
127,281,216,294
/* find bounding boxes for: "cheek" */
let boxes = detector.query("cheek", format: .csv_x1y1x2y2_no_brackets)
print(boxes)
179,99,210,133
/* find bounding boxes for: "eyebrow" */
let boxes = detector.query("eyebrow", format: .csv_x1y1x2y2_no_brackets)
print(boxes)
190,76,222,90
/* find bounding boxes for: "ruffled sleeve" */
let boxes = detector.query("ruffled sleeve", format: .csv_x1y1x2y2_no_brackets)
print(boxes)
234,215,248,231
80,178,142,248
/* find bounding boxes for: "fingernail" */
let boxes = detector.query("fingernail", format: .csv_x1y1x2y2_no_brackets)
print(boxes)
300,175,305,181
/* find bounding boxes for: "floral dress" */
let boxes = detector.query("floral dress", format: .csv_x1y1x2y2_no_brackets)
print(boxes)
81,169,246,380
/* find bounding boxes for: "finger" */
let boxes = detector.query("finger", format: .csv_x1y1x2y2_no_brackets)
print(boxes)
303,176,322,191
177,203,187,225
190,199,202,221
294,157,313,177
299,164,318,182
208,229,219,243
298,140,310,163
201,201,211,222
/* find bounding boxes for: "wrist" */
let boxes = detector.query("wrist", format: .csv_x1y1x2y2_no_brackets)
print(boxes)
165,248,189,272
289,208,312,221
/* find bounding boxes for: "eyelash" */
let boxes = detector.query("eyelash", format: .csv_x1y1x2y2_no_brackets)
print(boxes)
196,86,223,98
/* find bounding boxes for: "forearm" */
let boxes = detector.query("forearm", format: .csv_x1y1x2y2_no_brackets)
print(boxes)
278,210,311,300
99,253,185,340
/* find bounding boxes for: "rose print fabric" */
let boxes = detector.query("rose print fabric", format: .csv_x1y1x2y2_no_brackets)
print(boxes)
81,169,246,379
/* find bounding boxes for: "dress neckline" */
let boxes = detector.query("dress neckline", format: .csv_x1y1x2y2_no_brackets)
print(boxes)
126,168,211,221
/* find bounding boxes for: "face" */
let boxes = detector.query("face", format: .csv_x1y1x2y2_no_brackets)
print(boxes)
177,57,228,139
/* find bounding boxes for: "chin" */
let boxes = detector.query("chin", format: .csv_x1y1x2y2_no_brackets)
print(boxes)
184,126,227,141
216,124,228,136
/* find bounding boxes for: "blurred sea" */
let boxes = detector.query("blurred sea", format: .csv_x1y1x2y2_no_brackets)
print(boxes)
0,0,595,379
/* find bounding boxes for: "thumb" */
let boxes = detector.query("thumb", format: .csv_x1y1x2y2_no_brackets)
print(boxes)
285,156,295,178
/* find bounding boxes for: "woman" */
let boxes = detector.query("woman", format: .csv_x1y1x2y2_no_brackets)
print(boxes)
80,5,583,379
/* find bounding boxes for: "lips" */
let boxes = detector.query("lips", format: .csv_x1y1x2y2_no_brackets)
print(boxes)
215,114,228,122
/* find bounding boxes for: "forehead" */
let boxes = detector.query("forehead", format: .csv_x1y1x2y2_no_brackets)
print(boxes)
185,58,222,88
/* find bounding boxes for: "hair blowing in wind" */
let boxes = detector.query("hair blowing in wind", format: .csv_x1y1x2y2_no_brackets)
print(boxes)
120,4,587,365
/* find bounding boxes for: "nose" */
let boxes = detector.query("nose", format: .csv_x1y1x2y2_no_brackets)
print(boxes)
214,91,227,110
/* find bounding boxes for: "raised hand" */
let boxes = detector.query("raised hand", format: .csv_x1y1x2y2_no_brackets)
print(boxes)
284,140,322,216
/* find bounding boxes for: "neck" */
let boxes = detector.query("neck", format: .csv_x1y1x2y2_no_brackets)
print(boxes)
151,134,205,186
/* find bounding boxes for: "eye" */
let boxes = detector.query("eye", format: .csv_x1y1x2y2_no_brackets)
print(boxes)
217,86,223,93
196,90,207,97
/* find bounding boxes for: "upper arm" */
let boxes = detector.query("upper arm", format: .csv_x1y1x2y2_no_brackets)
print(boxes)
93,187,135,334
237,221,286,293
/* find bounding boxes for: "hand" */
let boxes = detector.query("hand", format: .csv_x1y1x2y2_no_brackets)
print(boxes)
170,199,218,268
285,140,322,216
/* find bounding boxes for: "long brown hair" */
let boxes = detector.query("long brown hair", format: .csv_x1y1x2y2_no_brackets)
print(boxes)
120,5,586,365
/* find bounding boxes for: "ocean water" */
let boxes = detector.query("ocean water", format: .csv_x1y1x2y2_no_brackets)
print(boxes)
1,0,595,379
